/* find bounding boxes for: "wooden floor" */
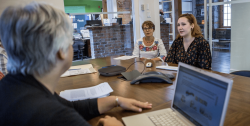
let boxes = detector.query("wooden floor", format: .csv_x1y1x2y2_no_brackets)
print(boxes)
211,50,231,73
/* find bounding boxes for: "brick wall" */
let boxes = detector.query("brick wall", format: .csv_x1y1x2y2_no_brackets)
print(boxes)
116,0,132,24
87,24,170,59
160,24,170,52
88,25,134,58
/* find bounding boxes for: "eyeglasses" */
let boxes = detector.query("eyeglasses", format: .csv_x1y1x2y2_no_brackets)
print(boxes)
143,27,153,31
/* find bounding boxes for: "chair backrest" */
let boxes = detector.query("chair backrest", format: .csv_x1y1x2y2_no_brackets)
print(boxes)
78,43,85,50
230,71,250,78
73,41,79,52
225,29,231,39
72,40,86,60
73,41,84,52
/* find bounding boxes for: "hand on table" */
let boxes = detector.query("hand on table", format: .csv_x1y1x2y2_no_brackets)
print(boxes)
118,97,152,112
97,115,124,126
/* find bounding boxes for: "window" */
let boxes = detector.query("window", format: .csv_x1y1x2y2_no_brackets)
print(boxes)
220,0,231,27
223,0,231,27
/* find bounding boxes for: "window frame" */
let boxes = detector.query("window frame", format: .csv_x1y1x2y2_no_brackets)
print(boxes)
219,0,231,28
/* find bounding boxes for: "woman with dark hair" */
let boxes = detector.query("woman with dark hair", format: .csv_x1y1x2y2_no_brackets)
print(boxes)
132,20,167,61
165,14,212,69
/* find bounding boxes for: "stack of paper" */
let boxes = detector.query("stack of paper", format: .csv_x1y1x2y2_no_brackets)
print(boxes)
156,65,178,71
61,64,97,77
80,29,90,37
60,82,113,101
114,56,137,60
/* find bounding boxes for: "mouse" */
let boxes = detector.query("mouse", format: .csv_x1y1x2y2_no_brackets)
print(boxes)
146,62,152,68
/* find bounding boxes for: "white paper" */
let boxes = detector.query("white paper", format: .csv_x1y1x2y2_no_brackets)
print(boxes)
103,19,110,24
165,18,171,23
60,64,97,77
114,56,137,60
61,71,70,77
88,67,96,73
80,30,90,37
78,68,91,74
111,19,117,23
59,82,113,101
103,19,111,26
156,66,178,71
73,23,77,28
69,70,79,76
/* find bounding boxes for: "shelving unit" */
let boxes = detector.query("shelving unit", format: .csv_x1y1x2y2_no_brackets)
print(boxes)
161,0,175,45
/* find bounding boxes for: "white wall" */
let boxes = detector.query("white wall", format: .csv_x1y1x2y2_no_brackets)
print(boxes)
230,2,250,71
0,0,64,15
107,0,118,21
132,0,160,42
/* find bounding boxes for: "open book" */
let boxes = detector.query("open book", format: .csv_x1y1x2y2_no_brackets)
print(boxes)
59,82,113,101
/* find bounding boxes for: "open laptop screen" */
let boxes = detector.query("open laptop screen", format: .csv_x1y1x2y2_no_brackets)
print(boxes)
173,66,228,126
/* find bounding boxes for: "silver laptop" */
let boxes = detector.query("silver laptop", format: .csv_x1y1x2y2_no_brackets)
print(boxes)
122,62,233,126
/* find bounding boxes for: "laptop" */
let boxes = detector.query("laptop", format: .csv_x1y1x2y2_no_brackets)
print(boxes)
122,62,233,126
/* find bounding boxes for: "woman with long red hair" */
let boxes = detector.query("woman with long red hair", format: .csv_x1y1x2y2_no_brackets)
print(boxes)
165,14,212,69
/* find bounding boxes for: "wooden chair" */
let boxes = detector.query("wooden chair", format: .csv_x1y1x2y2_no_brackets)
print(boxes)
78,42,87,60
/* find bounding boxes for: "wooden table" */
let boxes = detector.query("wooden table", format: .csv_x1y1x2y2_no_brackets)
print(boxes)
56,56,250,126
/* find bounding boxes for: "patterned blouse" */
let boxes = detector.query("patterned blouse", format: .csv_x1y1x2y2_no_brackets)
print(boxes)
132,38,167,61
165,36,212,69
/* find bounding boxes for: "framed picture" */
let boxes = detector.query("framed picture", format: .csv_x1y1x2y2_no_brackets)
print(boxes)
201,9,204,16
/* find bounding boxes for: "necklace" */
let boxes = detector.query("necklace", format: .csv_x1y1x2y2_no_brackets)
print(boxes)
144,37,154,43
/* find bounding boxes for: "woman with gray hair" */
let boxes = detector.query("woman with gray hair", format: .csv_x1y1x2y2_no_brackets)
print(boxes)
0,2,152,126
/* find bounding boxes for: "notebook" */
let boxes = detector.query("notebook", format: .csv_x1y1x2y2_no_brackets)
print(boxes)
122,62,233,126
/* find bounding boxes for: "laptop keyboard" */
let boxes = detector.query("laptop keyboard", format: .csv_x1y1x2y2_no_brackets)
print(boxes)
148,111,186,126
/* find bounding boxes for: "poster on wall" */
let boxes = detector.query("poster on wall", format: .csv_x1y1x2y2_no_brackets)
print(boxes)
72,15,86,33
